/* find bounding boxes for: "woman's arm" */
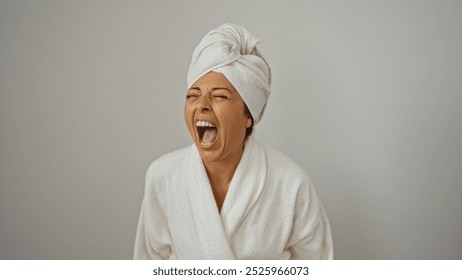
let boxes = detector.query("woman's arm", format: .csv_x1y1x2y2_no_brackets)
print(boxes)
133,193,172,260
287,179,334,260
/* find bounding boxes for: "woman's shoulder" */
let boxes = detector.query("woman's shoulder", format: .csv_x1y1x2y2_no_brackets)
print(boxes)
258,141,311,182
145,145,193,184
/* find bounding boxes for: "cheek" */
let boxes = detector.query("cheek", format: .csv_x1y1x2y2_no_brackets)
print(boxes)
184,104,194,132
184,103,194,120
219,106,247,135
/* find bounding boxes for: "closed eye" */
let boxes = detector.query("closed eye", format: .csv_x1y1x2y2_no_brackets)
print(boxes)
187,87,201,99
213,94,230,100
186,93,199,99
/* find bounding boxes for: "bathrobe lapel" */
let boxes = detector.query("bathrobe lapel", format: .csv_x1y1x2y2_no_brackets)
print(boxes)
186,136,267,259
220,136,268,239
187,144,235,259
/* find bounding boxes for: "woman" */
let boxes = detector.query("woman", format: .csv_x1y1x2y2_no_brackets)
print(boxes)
134,23,333,259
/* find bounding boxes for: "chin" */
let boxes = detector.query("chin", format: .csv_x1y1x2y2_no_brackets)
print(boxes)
196,142,224,163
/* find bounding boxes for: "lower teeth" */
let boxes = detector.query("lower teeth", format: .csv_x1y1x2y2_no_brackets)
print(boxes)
201,141,212,147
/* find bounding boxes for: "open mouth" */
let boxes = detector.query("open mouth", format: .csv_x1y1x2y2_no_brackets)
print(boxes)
195,120,218,148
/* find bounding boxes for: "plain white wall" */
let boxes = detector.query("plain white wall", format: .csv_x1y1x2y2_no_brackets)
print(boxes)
1,0,461,259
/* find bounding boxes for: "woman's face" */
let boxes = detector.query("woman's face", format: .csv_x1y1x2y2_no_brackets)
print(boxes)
184,72,252,164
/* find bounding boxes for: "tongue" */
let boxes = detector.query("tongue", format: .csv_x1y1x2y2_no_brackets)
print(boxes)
202,128,218,145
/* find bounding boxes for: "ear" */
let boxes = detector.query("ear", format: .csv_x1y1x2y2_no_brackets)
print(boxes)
245,116,252,128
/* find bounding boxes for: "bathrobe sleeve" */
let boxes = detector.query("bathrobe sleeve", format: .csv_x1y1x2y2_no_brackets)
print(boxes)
287,178,334,260
133,186,172,259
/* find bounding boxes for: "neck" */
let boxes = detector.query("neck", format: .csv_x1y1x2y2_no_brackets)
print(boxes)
203,145,244,187
203,146,243,212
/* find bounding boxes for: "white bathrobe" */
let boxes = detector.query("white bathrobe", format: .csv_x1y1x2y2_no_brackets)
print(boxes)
133,136,333,259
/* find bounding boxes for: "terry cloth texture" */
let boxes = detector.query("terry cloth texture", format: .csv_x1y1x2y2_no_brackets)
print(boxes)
134,136,334,260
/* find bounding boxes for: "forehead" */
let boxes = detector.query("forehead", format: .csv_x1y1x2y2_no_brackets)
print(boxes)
190,72,237,92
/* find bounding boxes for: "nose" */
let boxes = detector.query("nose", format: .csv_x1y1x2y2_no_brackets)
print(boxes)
198,95,212,112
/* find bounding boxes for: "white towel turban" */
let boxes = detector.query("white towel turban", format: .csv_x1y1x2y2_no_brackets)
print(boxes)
187,23,271,125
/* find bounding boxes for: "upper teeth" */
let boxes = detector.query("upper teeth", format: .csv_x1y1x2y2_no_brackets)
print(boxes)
195,120,216,127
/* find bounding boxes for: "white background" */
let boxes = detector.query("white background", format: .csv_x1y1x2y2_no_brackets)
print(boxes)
1,0,461,259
